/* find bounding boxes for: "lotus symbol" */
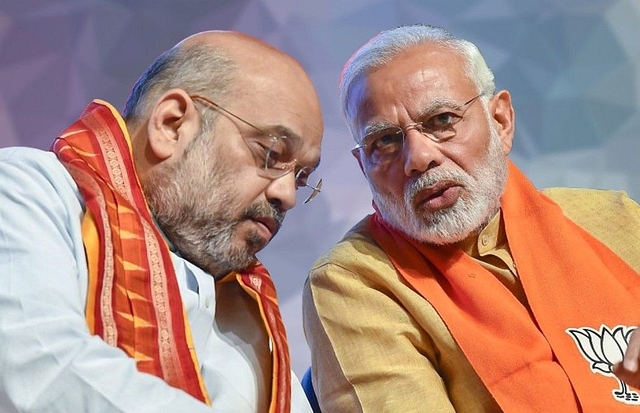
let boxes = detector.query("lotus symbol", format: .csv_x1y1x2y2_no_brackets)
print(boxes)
567,325,640,405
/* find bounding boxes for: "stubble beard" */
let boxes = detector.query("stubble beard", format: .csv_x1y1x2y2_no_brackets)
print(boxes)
371,126,508,246
142,134,284,279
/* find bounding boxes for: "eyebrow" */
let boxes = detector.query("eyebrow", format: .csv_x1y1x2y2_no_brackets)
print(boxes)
361,96,468,139
414,97,464,119
361,121,399,139
268,124,302,142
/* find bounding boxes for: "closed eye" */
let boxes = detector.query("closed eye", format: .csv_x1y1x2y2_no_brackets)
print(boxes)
245,138,272,168
256,135,292,168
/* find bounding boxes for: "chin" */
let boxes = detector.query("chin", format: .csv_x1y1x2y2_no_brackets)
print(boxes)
235,228,265,255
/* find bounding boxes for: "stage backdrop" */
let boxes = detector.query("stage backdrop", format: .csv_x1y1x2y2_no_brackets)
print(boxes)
1,0,639,377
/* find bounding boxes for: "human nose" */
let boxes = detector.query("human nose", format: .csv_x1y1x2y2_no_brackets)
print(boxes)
402,128,444,177
265,170,297,212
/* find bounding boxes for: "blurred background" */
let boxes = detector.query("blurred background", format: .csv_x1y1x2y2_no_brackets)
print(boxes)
1,0,639,377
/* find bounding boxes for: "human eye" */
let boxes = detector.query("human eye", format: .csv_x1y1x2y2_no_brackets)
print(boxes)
366,128,403,159
243,136,271,170
424,112,462,129
420,112,462,141
260,135,289,169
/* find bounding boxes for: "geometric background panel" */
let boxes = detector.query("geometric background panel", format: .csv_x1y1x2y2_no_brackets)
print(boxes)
1,0,639,377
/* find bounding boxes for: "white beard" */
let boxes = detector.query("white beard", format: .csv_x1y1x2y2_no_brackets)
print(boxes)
371,125,508,245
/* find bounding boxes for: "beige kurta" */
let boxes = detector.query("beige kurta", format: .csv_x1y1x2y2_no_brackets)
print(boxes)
303,188,640,412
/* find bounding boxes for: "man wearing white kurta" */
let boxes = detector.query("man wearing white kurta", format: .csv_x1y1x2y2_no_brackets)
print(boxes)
0,28,323,413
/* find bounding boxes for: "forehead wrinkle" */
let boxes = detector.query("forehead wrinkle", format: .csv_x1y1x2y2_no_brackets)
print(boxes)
362,95,464,138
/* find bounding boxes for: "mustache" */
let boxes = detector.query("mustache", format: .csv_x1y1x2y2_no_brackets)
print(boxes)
242,202,285,232
407,168,469,200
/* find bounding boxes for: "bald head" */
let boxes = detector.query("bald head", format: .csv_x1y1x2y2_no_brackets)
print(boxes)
124,31,319,128
177,31,321,122
125,29,323,192
178,30,291,63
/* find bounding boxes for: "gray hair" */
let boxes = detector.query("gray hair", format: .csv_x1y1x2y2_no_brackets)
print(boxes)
123,43,237,131
339,24,496,141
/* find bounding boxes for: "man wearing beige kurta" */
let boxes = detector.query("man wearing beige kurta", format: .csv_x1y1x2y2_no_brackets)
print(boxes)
303,23,640,413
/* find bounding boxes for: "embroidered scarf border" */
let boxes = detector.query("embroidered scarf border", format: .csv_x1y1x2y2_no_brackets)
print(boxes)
52,99,209,404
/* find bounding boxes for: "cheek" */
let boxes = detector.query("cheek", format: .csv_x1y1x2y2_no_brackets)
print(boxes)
366,165,405,197
230,170,271,202
441,136,489,175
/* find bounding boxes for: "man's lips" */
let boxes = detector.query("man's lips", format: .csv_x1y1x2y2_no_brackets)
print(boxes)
414,180,462,211
251,216,278,240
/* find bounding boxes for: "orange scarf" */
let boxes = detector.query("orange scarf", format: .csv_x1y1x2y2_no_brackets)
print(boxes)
370,160,640,412
52,100,209,403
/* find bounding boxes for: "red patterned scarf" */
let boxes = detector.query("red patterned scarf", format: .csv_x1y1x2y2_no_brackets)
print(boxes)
52,99,292,411
53,99,209,403
234,265,292,413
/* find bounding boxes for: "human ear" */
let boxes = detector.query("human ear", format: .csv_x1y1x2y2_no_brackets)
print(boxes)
490,90,515,155
146,88,200,160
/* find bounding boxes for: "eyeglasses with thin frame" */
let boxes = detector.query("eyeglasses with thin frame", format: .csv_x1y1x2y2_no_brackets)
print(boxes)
352,93,485,165
190,94,322,204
